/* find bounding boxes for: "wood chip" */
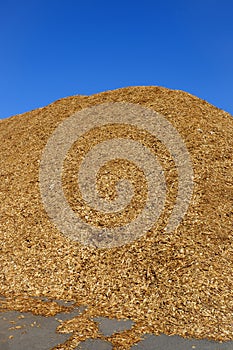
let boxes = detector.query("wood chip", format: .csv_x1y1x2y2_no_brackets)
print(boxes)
0,86,232,349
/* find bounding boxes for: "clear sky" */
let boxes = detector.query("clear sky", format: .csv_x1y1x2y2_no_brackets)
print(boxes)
1,0,233,119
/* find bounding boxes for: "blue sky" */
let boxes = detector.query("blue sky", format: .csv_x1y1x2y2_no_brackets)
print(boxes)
1,0,233,119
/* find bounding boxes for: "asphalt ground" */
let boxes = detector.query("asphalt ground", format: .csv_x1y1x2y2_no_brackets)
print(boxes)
0,298,232,350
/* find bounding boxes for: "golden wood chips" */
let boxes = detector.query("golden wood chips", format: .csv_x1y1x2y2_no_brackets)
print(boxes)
0,86,233,349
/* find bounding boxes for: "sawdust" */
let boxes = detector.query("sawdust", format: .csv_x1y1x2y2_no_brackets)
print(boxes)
0,86,233,349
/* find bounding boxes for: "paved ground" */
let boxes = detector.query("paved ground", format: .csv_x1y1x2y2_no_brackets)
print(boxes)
0,299,232,350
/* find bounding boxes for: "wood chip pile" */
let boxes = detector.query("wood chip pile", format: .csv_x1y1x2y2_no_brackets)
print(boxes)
0,86,232,349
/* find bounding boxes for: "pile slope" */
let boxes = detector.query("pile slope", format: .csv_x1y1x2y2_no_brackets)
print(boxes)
0,86,232,349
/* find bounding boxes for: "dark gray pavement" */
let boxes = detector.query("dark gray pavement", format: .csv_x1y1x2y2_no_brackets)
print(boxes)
0,298,232,350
